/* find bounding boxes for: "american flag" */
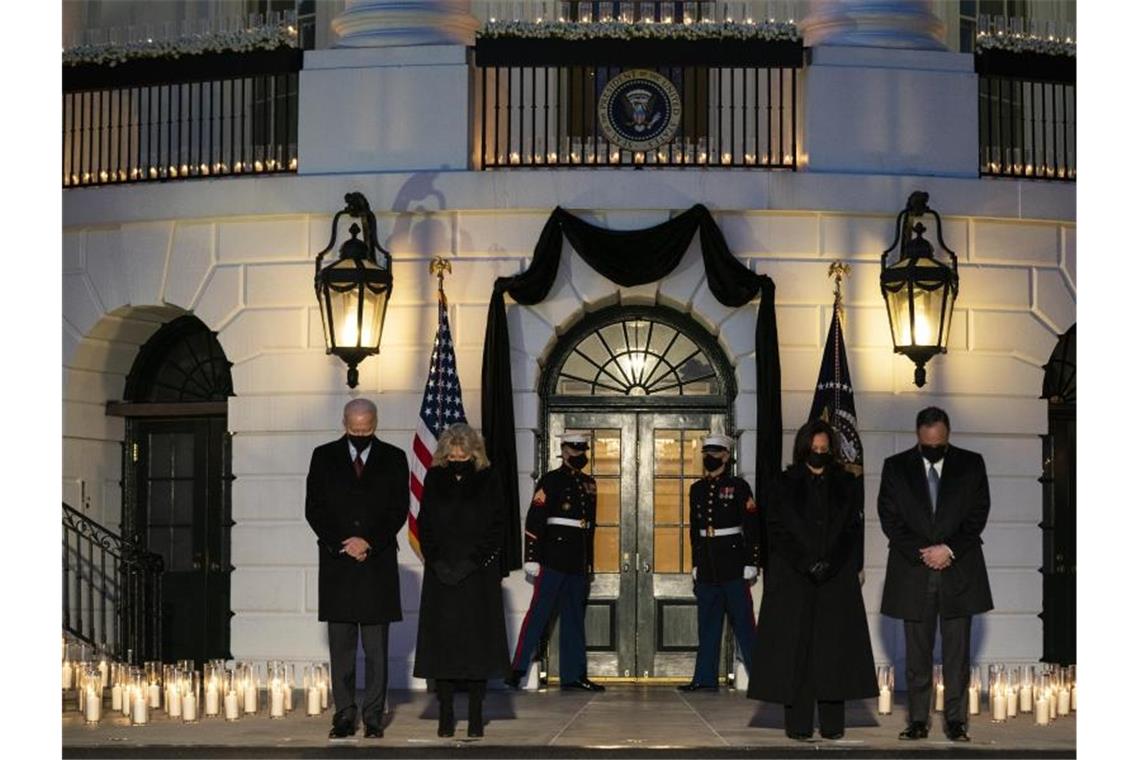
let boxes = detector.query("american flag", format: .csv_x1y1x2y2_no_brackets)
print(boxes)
408,297,467,559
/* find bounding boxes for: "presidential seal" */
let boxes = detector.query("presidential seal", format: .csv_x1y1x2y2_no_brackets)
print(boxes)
597,69,682,153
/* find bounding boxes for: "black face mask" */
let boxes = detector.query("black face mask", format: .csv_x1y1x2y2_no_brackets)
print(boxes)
921,444,948,464
348,434,373,451
807,451,831,469
447,459,475,476
567,453,588,470
703,454,726,472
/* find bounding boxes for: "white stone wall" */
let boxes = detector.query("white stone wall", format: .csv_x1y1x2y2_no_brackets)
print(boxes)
62,167,1073,686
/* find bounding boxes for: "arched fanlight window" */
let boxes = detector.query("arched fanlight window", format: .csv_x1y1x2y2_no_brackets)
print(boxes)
545,306,733,402
123,315,234,402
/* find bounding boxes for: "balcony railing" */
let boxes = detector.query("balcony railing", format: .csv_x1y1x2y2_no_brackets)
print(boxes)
63,47,301,189
473,35,802,169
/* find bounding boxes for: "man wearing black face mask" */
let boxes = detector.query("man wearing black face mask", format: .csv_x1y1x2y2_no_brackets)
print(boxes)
878,407,993,744
305,398,409,739
679,434,761,692
506,433,604,692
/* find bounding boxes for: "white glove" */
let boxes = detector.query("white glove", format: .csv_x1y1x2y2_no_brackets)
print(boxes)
691,567,698,581
524,561,541,577
743,565,758,581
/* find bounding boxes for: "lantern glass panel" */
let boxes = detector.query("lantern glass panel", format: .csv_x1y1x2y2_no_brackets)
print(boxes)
322,259,389,351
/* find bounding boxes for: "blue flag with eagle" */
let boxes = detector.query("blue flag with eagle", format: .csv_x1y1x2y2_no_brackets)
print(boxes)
809,304,864,476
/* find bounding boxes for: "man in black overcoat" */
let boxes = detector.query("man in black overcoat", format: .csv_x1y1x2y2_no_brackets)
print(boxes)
878,407,994,743
305,398,409,739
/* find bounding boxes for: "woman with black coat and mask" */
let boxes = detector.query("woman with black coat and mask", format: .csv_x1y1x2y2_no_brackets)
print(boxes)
747,419,877,741
412,423,511,738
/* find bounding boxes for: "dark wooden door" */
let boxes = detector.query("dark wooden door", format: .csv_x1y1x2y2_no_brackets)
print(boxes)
128,416,232,664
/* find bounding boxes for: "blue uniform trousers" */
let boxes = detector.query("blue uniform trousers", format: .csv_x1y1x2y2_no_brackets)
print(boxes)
511,567,588,682
692,577,756,686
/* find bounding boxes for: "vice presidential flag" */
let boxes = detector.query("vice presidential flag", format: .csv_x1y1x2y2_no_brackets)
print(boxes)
809,304,864,476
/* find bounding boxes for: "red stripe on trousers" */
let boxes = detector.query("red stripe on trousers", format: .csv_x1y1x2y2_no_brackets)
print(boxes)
512,569,544,669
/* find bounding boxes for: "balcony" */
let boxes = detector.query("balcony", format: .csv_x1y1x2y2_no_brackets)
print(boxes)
62,14,301,188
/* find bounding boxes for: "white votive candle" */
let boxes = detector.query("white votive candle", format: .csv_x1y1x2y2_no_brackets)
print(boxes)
1058,687,1070,716
968,685,980,714
1020,685,1033,712
284,684,293,711
320,683,328,710
111,683,122,711
84,687,101,724
1006,687,1018,718
99,660,109,688
992,691,1006,721
182,693,197,722
244,683,258,713
132,692,149,725
205,684,219,716
148,683,161,708
224,692,240,721
307,686,321,716
934,683,945,711
1035,695,1049,725
62,661,73,690
878,686,892,714
168,685,182,717
1070,684,1077,711
270,685,285,718
1049,689,1057,719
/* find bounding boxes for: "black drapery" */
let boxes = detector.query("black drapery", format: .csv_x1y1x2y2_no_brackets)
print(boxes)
480,204,782,574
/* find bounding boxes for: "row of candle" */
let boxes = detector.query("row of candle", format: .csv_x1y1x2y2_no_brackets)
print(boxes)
63,648,332,727
875,663,1076,726
63,157,299,187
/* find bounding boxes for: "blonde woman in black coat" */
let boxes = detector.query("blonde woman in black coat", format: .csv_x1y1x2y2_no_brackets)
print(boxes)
748,420,877,741
412,423,510,738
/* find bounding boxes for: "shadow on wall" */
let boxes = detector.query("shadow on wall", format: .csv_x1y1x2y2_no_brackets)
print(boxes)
387,173,454,270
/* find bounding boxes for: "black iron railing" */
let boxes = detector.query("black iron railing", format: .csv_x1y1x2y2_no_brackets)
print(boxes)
473,41,801,169
62,48,301,189
62,503,163,664
977,51,1075,181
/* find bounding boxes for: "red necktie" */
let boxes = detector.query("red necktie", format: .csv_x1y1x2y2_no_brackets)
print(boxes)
354,454,364,479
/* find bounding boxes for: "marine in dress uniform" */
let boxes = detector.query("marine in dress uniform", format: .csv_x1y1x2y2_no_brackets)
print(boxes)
506,433,605,692
678,434,762,692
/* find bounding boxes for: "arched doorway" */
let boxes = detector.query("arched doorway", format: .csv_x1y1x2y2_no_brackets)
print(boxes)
539,304,737,681
111,314,235,665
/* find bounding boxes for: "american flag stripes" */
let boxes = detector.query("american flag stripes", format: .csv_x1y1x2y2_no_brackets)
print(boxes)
407,295,467,559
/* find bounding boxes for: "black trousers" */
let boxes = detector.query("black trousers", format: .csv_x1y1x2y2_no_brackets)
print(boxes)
784,595,844,736
328,622,389,726
903,578,972,725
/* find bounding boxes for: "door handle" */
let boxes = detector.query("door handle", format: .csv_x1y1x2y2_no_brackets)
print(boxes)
622,552,631,573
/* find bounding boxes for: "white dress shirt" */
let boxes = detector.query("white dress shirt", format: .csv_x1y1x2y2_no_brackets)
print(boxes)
348,440,372,463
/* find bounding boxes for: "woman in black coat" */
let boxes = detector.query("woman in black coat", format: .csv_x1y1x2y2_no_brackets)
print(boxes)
413,423,511,738
748,420,877,740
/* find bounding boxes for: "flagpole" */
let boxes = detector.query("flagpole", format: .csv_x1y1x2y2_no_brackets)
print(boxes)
827,260,851,325
430,256,452,306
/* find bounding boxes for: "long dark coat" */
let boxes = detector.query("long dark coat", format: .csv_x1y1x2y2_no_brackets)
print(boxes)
304,435,409,624
878,445,994,621
748,464,878,704
413,465,512,681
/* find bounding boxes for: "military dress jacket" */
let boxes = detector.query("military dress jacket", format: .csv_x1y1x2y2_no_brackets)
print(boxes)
523,464,597,575
689,473,762,582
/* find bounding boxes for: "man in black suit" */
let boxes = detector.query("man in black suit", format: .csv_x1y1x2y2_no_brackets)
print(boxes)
305,398,409,739
878,407,993,743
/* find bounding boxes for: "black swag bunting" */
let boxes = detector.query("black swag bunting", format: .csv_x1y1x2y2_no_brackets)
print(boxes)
480,204,782,574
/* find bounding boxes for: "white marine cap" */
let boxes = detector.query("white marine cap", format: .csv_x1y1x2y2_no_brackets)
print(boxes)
560,432,592,450
701,433,735,451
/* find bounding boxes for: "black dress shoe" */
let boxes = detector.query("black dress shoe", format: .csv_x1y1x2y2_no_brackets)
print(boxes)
504,670,526,690
946,722,971,742
898,722,929,740
561,678,605,692
363,724,383,739
785,730,813,741
328,721,355,739
821,730,845,740
467,723,484,738
677,681,718,692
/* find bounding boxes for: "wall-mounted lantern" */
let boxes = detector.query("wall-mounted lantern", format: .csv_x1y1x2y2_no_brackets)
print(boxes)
880,191,960,388
314,192,393,388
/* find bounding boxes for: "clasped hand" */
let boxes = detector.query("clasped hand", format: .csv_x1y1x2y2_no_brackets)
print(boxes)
340,536,371,561
920,544,952,570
